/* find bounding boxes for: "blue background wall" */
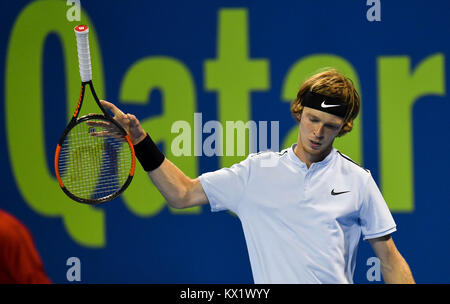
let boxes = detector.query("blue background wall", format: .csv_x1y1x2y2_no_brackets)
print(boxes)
1,0,449,283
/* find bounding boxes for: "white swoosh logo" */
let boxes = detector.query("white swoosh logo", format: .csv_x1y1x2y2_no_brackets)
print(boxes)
321,101,341,108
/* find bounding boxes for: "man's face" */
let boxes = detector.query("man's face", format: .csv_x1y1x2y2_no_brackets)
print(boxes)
298,107,344,156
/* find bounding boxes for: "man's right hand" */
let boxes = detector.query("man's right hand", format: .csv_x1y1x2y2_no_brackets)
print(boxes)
99,100,148,145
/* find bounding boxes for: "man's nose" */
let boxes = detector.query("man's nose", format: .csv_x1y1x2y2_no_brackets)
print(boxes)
314,125,324,139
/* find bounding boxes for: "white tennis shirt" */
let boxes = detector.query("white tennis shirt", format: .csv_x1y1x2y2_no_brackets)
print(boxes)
198,144,396,283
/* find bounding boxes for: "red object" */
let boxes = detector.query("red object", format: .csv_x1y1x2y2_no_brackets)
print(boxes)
0,210,51,284
74,25,88,32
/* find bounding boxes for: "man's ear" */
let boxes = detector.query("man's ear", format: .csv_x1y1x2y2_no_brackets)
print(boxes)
337,121,353,137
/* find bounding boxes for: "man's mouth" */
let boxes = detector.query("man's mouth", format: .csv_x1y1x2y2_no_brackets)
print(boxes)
310,140,322,148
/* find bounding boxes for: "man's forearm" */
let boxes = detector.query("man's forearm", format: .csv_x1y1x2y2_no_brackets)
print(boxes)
147,158,209,209
147,158,193,209
381,254,415,284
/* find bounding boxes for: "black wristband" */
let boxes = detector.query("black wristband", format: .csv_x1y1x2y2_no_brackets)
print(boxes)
133,133,165,172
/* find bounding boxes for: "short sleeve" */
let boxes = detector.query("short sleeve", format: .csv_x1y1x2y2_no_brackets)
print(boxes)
359,173,397,240
198,155,252,214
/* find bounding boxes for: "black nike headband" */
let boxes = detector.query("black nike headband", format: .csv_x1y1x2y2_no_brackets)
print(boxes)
301,91,349,119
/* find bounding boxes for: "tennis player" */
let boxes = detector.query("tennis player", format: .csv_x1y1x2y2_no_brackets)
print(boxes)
102,68,415,284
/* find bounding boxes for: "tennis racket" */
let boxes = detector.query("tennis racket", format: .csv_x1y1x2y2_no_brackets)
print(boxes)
54,25,135,204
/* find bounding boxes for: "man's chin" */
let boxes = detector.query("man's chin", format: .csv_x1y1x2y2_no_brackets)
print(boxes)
307,148,324,154
304,142,329,155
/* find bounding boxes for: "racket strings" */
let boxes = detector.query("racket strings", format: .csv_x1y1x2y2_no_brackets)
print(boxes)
58,118,133,201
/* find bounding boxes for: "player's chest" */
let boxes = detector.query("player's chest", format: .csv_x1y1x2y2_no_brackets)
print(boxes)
245,168,360,221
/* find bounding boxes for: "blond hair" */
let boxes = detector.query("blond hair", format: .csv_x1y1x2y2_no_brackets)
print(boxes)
290,68,360,137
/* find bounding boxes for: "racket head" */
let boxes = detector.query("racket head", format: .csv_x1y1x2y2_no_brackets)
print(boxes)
55,114,135,204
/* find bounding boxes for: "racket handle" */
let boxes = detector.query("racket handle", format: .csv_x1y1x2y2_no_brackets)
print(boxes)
74,25,92,82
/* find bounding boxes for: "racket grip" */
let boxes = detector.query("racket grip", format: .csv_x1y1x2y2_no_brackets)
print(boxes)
74,25,92,82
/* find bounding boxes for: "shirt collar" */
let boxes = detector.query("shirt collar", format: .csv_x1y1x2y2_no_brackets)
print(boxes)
287,143,336,170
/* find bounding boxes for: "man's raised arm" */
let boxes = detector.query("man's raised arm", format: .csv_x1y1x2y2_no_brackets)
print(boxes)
100,100,209,209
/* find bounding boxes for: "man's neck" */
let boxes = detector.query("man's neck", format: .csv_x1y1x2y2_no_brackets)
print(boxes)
294,143,333,169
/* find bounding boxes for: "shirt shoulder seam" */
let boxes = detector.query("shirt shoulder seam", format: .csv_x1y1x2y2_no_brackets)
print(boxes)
336,151,369,173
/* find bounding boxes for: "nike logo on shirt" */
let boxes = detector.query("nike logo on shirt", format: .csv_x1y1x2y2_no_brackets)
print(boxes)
331,189,350,195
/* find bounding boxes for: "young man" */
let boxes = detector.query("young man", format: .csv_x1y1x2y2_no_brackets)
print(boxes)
100,68,415,284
